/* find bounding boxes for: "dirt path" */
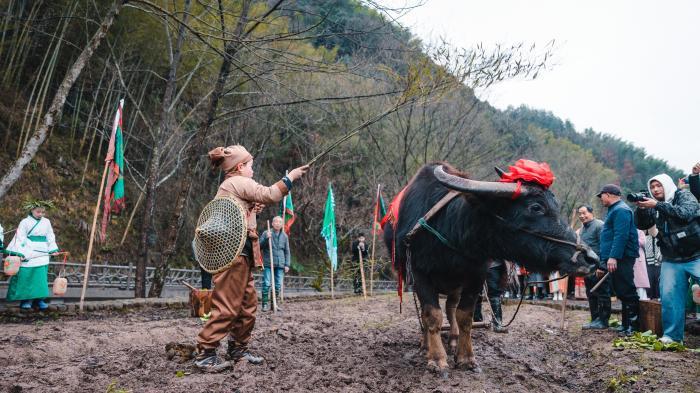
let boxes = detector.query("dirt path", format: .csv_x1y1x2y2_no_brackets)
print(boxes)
1,295,697,392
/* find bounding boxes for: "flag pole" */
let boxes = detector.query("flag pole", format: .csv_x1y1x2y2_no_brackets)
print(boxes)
280,171,288,303
369,184,380,296
267,220,277,313
79,162,109,312
330,260,334,299
358,245,367,300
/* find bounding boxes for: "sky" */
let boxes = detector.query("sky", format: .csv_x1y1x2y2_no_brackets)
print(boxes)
387,0,698,172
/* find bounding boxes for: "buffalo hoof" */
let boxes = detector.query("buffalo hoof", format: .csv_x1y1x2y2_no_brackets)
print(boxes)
456,359,481,373
427,359,449,378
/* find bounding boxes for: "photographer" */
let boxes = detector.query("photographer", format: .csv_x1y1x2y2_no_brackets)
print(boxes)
634,173,700,344
689,162,699,200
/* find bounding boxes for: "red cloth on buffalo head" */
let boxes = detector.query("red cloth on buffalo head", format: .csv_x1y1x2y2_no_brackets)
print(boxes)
498,159,555,189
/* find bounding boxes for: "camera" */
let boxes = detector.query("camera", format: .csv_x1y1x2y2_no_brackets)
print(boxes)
627,190,651,203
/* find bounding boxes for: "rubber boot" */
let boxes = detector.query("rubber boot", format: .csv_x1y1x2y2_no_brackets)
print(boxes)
473,297,484,323
261,290,270,312
622,301,640,336
490,297,508,333
611,304,626,332
582,295,600,329
274,291,283,312
617,304,631,336
593,296,612,329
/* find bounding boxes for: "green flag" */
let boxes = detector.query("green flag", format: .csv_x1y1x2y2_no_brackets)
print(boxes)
320,184,337,270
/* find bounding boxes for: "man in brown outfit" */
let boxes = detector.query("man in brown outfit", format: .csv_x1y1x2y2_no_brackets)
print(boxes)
194,145,308,371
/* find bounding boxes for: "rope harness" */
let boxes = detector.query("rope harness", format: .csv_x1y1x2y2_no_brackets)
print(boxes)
403,191,588,331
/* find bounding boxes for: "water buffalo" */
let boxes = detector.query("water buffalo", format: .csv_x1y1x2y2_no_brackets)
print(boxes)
384,162,597,373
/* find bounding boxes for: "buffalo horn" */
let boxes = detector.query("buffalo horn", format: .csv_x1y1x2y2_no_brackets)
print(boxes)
494,166,507,179
434,165,533,198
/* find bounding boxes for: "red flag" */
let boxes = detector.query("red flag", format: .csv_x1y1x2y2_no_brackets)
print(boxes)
100,99,125,242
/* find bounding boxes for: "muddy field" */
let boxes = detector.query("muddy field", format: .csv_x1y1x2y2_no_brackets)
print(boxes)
1,295,698,393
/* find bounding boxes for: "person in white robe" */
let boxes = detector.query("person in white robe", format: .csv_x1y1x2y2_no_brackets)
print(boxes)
5,201,60,310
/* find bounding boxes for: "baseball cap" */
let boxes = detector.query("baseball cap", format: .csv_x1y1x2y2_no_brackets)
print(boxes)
596,184,622,198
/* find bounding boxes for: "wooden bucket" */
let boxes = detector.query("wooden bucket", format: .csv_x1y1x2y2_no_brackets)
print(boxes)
639,299,662,336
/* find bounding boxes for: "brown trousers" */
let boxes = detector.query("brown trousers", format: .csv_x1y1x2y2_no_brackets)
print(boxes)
197,256,257,350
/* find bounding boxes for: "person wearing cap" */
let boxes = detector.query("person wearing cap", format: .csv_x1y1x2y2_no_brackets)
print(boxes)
634,173,700,344
576,204,610,329
597,184,640,336
194,145,308,372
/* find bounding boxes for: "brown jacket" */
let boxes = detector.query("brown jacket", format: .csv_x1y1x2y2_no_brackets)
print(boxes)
215,175,288,268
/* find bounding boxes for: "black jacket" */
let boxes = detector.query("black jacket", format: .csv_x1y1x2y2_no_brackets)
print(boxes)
351,240,369,262
635,189,700,261
690,174,700,201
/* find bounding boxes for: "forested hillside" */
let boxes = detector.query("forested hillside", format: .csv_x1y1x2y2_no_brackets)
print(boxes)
0,0,681,296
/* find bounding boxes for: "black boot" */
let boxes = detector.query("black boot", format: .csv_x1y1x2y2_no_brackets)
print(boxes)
490,297,508,333
473,298,484,323
582,296,600,329
261,290,270,312
617,304,631,336
596,297,611,328
622,301,640,336
226,341,264,365
610,303,629,333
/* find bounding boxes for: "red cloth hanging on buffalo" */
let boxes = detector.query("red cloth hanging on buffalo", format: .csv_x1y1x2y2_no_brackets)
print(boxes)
380,187,407,303
498,159,555,189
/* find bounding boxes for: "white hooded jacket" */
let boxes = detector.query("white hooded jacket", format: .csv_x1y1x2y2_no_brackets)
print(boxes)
647,173,677,203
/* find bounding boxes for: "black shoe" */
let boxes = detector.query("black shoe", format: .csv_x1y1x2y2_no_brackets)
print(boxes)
194,349,231,372
226,342,264,365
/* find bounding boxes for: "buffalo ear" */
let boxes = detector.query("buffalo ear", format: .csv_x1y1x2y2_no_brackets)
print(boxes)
494,166,507,179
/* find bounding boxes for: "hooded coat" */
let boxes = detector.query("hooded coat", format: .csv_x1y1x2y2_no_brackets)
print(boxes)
635,173,700,261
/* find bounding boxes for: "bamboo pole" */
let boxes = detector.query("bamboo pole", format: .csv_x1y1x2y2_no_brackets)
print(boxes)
369,183,380,296
560,290,568,331
79,162,109,312
330,261,334,299
267,220,277,313
120,190,145,246
358,245,367,299
280,173,287,302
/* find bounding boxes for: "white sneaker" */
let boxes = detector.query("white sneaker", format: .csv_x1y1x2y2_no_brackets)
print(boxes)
659,336,675,345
